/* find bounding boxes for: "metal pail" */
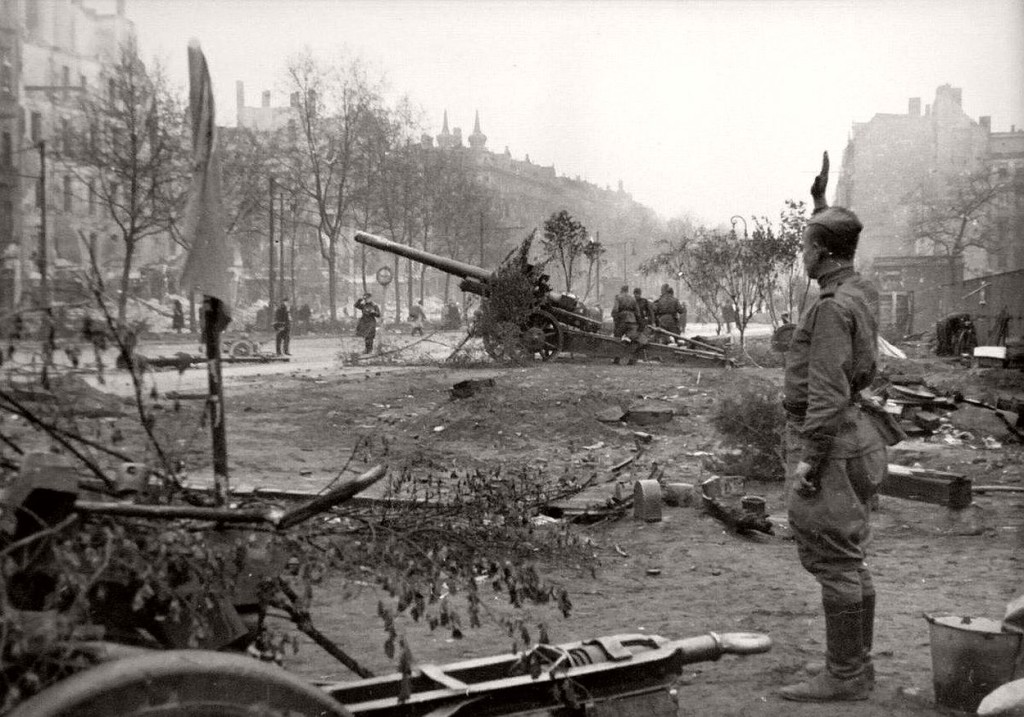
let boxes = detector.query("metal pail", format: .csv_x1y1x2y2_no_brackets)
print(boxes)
926,613,1023,713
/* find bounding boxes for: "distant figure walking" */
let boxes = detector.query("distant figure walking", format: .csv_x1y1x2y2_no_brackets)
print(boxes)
171,299,185,334
408,300,426,336
273,298,291,356
355,292,382,353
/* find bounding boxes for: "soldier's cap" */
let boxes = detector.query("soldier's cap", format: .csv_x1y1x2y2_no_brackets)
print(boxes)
807,207,863,243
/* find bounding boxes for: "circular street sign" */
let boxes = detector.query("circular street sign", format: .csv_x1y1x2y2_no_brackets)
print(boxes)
375,267,393,286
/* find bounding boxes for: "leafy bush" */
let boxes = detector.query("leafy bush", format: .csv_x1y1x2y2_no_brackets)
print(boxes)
711,376,785,481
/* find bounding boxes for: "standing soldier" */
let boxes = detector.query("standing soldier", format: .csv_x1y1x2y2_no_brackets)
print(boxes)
652,284,684,343
632,288,653,333
355,292,382,354
273,298,291,356
779,152,887,703
611,285,640,365
408,300,426,336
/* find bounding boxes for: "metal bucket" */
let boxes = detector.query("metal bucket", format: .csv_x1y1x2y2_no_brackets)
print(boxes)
926,614,1023,713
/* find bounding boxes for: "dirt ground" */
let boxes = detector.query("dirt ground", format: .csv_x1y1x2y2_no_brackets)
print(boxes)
7,331,1024,715
147,333,1023,717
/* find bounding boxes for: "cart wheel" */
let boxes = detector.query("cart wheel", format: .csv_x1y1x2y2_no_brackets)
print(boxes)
230,340,255,358
523,311,563,361
7,650,353,717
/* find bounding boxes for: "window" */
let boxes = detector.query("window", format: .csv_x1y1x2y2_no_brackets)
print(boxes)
0,48,12,96
61,66,69,98
0,200,12,246
1,132,9,167
87,179,95,215
63,175,72,211
60,117,70,153
30,112,42,143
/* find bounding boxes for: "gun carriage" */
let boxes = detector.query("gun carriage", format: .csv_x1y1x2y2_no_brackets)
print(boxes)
354,232,730,366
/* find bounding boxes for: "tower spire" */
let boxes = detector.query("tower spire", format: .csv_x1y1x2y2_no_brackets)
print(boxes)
469,109,487,151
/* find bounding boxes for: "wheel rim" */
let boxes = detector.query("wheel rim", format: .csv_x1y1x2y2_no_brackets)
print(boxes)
524,312,562,361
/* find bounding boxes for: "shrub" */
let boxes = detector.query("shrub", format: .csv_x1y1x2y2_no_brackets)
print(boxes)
711,376,785,481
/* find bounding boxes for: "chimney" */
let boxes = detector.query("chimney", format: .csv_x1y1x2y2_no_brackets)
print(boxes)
908,97,921,116
261,91,270,108
236,81,245,117
980,116,991,132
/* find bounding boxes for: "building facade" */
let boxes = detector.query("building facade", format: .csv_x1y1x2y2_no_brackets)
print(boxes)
834,84,1024,338
0,0,140,310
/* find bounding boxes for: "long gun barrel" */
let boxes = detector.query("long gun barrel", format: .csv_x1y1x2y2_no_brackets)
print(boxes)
355,232,492,285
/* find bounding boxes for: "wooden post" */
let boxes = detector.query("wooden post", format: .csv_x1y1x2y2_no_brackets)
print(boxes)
202,295,229,503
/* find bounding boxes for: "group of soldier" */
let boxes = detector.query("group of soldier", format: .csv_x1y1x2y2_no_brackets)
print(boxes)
609,283,687,364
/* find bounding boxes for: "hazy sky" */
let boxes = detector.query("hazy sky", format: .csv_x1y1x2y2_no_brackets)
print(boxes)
110,0,1024,225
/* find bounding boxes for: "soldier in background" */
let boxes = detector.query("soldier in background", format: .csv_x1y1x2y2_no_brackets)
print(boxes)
633,288,653,333
652,284,685,343
273,298,291,356
355,292,382,353
408,300,426,336
611,285,640,365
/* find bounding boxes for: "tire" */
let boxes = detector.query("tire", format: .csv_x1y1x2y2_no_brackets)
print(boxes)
523,311,563,361
7,650,353,717
230,340,255,358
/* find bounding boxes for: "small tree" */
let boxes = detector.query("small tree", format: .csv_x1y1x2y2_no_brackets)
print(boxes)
540,210,588,293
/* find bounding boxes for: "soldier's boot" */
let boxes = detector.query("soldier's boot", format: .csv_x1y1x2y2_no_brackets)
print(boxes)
862,592,876,690
779,601,869,702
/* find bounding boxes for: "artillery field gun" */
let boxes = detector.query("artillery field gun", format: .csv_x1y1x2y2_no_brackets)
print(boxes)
355,232,731,366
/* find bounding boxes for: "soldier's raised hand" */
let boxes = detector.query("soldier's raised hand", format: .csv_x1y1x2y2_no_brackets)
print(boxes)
810,151,829,212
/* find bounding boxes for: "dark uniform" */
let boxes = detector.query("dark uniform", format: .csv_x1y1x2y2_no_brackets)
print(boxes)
355,295,381,353
652,289,684,339
273,301,291,355
611,290,639,342
783,265,886,687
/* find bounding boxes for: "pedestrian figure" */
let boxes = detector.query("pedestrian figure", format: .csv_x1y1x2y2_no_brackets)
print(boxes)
171,299,185,334
779,152,886,703
297,303,312,334
721,301,736,334
355,292,381,353
408,300,426,336
273,298,291,356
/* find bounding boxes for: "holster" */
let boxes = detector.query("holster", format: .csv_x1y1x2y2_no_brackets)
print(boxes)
855,397,907,446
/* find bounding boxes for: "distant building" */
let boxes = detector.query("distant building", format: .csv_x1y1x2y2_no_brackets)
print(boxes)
835,85,1024,339
235,81,300,132
0,0,170,310
426,110,658,297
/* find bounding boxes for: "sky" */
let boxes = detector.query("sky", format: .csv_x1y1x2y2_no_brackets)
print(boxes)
103,0,1024,225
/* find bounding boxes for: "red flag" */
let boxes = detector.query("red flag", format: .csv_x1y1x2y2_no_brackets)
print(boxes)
180,40,233,319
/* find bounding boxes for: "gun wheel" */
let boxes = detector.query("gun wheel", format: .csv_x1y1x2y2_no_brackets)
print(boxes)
6,650,352,717
230,339,256,358
523,311,563,361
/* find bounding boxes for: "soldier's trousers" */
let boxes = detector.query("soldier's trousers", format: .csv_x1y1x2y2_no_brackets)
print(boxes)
785,421,886,606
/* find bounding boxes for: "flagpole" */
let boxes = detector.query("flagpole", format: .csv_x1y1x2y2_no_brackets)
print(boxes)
181,40,234,505
202,295,229,503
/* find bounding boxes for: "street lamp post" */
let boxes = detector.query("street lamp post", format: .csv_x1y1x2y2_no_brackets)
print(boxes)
730,215,748,239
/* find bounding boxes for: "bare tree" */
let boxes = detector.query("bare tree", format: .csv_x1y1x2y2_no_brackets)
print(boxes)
281,50,383,323
60,37,187,324
905,167,1010,284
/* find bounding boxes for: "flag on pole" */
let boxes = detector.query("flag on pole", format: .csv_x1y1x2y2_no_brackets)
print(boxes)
180,39,233,321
